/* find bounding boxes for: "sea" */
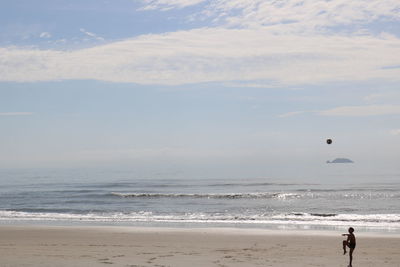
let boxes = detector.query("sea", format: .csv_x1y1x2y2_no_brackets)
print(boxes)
0,166,399,233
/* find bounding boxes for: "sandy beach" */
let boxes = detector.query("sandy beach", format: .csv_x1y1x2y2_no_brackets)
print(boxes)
0,226,399,267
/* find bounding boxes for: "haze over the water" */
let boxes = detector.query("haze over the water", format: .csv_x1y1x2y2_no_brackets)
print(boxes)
1,0,399,179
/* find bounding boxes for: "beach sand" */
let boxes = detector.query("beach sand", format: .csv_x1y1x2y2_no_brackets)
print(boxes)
0,225,399,267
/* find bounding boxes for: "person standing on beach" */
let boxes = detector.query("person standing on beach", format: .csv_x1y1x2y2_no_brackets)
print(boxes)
342,227,356,267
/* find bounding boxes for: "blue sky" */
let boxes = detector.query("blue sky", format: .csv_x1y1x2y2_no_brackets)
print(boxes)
1,0,400,178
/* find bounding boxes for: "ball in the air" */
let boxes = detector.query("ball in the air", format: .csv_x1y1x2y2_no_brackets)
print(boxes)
326,139,332,145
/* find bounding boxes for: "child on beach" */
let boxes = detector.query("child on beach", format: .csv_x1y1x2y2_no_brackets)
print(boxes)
342,227,356,267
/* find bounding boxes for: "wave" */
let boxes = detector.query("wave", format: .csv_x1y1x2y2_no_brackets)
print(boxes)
208,182,301,187
290,213,337,217
110,192,300,199
296,188,400,193
271,213,400,224
1,210,399,229
110,191,399,200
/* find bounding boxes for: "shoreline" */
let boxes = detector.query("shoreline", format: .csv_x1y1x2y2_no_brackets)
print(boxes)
1,225,400,266
2,223,400,237
2,220,400,235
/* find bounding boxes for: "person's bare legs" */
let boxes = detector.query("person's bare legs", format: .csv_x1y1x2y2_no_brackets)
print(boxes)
342,240,347,255
348,248,354,267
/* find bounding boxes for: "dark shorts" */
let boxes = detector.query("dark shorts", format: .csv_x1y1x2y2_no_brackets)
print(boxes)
348,243,356,249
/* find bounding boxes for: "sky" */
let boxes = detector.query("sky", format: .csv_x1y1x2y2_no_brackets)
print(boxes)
1,0,400,178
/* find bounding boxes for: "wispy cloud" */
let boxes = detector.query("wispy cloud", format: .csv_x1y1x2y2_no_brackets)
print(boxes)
39,32,51,39
280,104,400,117
319,105,400,116
0,112,33,116
208,0,400,29
390,129,400,136
139,0,205,11
278,111,309,118
363,91,400,103
140,0,400,33
80,28,105,41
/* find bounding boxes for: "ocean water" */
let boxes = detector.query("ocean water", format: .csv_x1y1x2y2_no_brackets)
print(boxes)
0,168,399,232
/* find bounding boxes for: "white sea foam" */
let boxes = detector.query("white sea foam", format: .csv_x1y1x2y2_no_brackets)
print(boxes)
1,210,399,229
110,192,301,199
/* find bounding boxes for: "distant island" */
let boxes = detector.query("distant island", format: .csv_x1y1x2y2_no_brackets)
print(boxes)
326,158,354,164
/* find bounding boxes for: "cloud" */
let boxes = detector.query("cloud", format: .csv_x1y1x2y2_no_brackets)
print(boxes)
139,0,205,10
319,105,400,116
2,1,400,86
80,28,105,41
280,104,400,117
0,112,33,116
278,111,309,118
207,0,400,29
1,27,400,85
39,32,52,39
140,0,400,33
390,129,400,135
363,91,400,103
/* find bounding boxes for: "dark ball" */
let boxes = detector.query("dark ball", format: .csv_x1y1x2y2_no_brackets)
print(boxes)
326,139,332,145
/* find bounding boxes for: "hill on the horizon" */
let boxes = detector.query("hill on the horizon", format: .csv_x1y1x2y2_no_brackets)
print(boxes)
326,158,354,164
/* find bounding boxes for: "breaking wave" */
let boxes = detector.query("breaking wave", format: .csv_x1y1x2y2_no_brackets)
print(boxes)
110,192,300,199
0,210,399,229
